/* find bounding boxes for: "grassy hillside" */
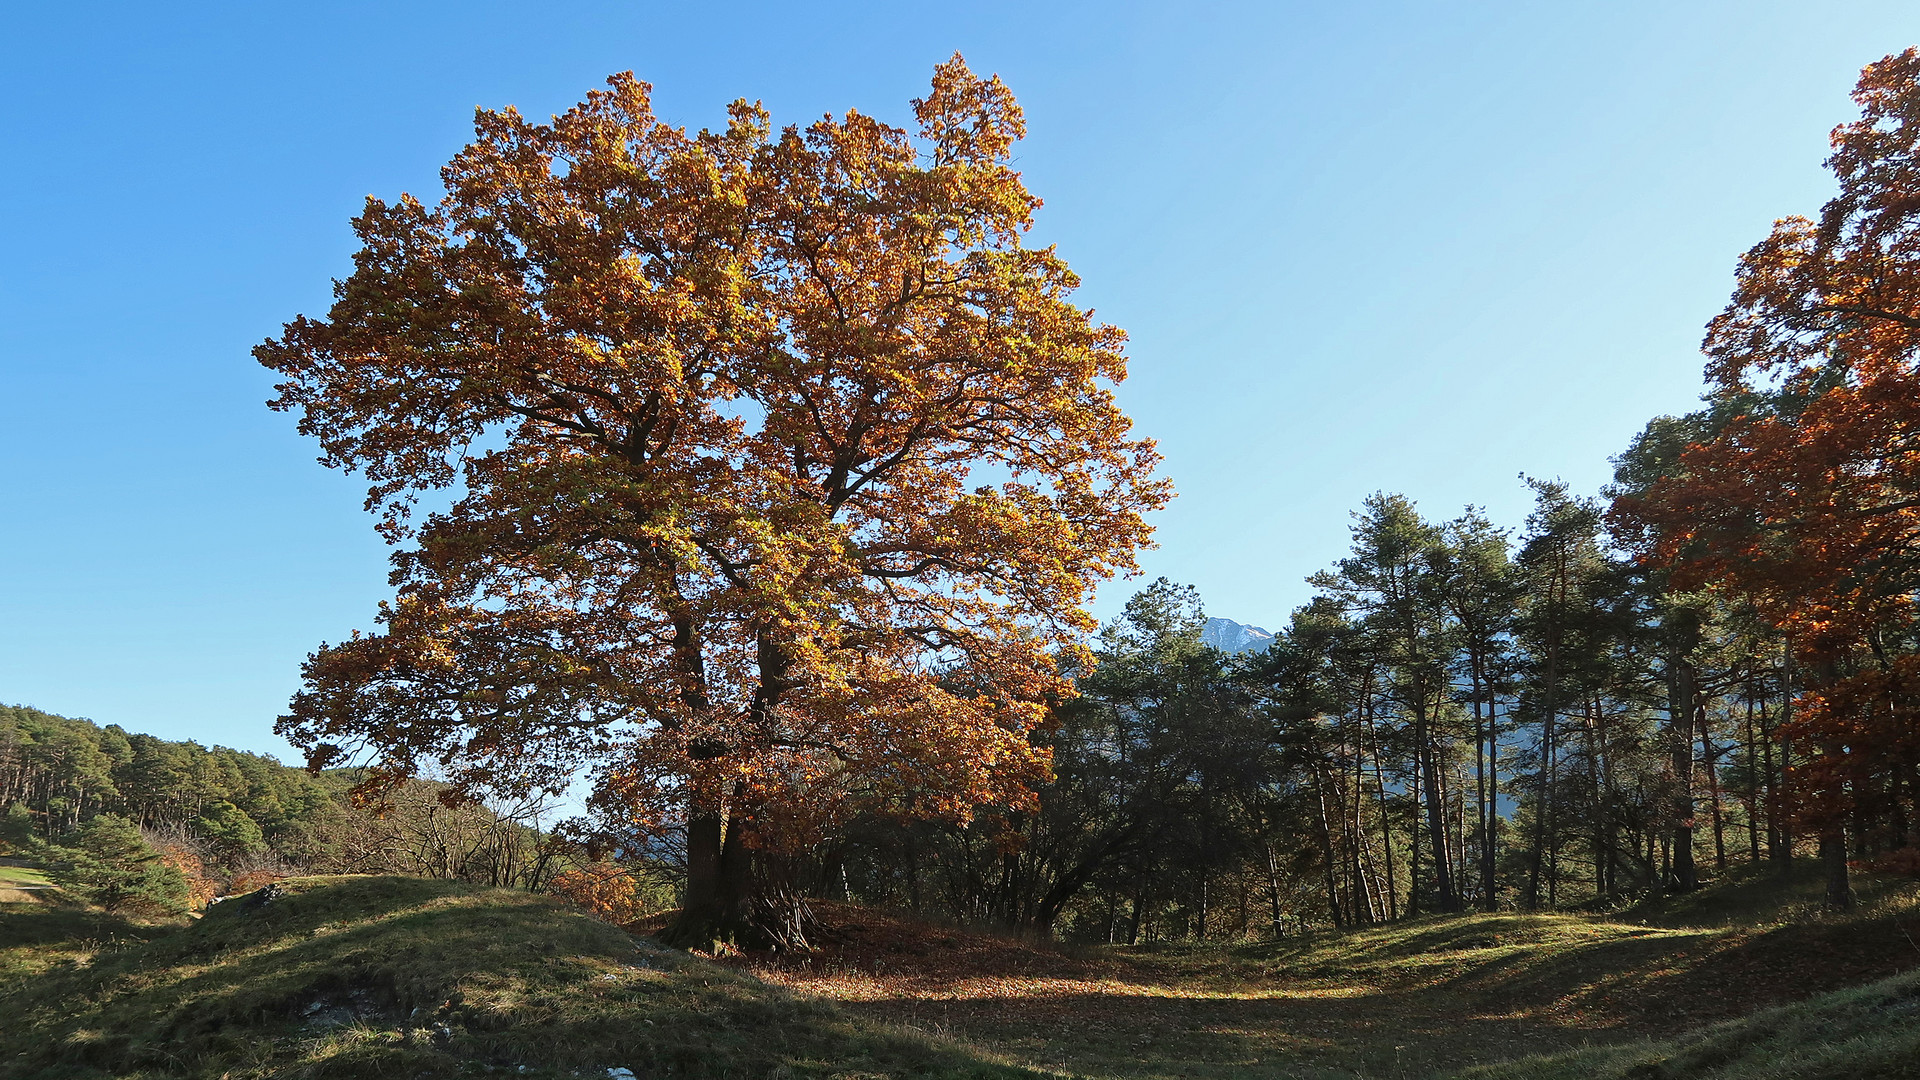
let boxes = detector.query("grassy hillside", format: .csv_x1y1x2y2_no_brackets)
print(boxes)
0,877,1037,1080
725,865,1920,1079
2,867,1916,1079
1463,967,1920,1080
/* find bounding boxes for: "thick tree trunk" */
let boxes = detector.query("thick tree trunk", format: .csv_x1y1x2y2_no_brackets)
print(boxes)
683,796,723,923
664,796,814,951
663,631,814,951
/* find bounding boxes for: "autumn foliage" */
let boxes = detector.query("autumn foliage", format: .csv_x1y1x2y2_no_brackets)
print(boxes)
1613,49,1920,870
549,864,647,923
258,57,1166,945
156,844,218,909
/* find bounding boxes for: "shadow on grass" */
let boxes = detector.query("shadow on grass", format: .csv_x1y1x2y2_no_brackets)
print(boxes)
0,899,172,950
816,890,1920,1079
1,876,1041,1080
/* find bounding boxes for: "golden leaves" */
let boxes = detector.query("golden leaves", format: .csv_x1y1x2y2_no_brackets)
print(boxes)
260,58,1166,849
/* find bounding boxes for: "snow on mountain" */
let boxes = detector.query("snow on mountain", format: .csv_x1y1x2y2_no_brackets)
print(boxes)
1202,617,1275,654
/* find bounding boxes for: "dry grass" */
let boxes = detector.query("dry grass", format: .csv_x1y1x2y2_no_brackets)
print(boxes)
0,876,1041,1080
697,871,1920,1080
6,867,1917,1079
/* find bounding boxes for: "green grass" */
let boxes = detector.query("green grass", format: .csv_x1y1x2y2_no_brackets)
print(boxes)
0,876,1042,1080
1459,967,1920,1080
797,869,1920,1079
0,863,50,889
4,869,1917,1079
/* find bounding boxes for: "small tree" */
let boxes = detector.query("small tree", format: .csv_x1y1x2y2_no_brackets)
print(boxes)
1,802,32,854
47,814,190,914
259,57,1166,947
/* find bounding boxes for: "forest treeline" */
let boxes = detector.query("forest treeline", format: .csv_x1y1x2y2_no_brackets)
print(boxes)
803,50,1920,942
809,475,1858,942
0,704,589,911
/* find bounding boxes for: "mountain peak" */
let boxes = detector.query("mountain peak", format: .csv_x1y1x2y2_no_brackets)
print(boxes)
1202,617,1274,654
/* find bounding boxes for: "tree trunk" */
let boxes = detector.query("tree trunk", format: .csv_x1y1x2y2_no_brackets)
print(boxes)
1667,655,1698,893
662,633,812,951
1770,641,1795,873
1527,641,1560,910
1703,719,1728,874
663,790,812,950
1313,762,1346,927
1417,694,1460,912
1821,829,1853,911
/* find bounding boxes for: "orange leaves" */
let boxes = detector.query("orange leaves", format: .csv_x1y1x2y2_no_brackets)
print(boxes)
155,845,217,909
1612,49,1920,837
259,58,1164,861
551,864,647,923
1616,48,1920,653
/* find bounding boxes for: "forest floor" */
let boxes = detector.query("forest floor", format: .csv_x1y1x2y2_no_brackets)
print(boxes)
698,865,1920,1079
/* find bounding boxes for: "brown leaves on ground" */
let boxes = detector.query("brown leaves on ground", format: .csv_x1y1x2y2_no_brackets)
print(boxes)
651,901,1920,1079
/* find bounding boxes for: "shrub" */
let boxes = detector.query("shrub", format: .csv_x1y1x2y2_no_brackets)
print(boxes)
46,814,190,914
549,864,645,922
229,868,283,895
1859,847,1920,878
155,844,218,908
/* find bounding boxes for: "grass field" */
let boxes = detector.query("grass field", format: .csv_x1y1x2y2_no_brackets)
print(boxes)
2,867,1916,1079
0,863,50,889
720,864,1920,1079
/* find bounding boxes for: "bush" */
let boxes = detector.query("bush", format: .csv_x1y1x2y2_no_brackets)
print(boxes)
1858,847,1920,878
229,868,283,895
156,844,218,908
46,814,191,914
549,864,646,922
0,801,32,854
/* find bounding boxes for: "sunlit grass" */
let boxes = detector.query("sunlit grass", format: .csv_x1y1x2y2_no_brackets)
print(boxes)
5,868,1917,1079
0,863,50,889
739,873,1920,1079
1463,967,1920,1080
0,876,1041,1080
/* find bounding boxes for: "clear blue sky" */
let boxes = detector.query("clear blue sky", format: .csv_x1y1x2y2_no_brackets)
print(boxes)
4,1,1917,759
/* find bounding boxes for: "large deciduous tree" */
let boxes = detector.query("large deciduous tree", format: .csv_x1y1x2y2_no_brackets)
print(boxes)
258,57,1167,947
1612,49,1920,909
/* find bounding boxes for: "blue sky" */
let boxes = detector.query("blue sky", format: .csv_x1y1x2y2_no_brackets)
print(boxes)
4,1,1917,758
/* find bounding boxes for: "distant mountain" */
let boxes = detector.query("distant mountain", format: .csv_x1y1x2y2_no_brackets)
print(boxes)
1202,617,1275,654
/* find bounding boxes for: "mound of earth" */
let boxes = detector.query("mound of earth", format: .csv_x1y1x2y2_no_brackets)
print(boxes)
0,876,1035,1080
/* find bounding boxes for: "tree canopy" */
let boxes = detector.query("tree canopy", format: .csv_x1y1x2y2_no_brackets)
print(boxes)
257,56,1167,945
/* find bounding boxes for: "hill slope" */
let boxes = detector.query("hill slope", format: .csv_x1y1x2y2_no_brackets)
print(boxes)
0,877,1036,1080
1463,967,1920,1080
4,868,1918,1079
